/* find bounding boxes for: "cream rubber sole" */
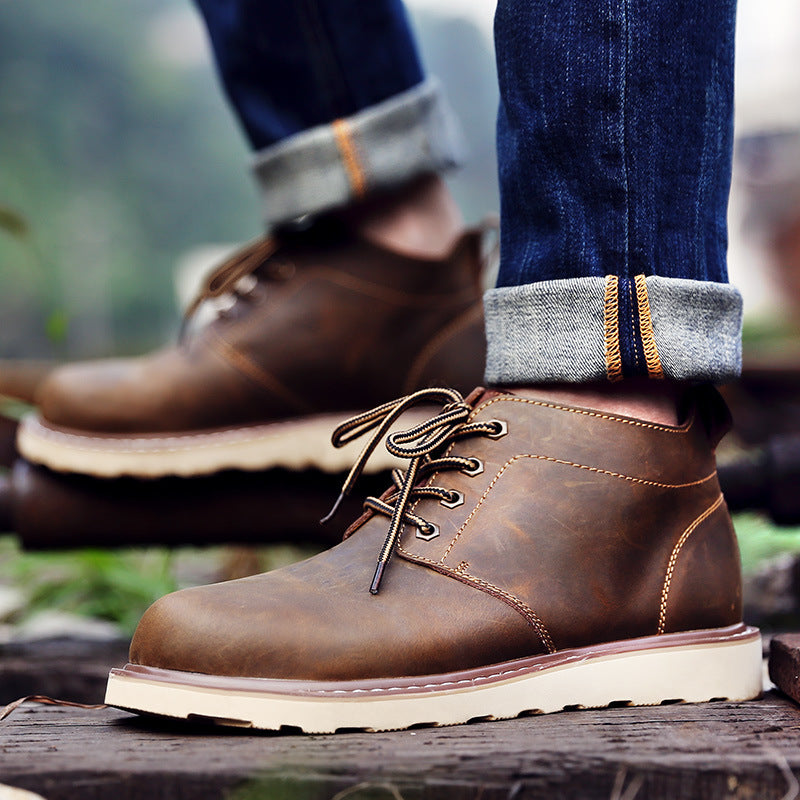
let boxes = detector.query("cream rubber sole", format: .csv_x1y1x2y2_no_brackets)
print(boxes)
17,409,429,478
105,624,762,734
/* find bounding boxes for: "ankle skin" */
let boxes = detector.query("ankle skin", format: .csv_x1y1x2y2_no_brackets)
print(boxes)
509,378,686,426
336,173,464,260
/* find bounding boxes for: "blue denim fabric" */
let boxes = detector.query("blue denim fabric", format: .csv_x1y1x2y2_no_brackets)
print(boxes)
494,0,737,288
193,0,744,384
194,0,425,150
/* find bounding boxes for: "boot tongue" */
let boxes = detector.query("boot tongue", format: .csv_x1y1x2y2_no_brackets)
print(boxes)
464,386,507,408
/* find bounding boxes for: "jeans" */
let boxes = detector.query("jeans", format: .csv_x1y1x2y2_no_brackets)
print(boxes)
194,0,463,226
193,0,742,385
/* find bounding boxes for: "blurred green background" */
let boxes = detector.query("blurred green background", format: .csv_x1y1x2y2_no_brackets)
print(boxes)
0,0,498,360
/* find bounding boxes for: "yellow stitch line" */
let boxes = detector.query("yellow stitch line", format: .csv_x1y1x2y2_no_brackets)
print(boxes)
209,335,313,414
439,453,716,562
470,396,692,434
461,570,555,652
657,495,725,634
604,275,623,383
332,118,366,198
634,274,665,380
398,545,555,653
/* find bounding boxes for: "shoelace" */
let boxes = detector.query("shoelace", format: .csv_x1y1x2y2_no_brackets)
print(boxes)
321,388,506,594
179,236,291,341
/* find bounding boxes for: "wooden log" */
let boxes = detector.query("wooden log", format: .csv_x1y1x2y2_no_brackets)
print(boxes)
770,633,800,705
1,693,800,800
7,460,381,551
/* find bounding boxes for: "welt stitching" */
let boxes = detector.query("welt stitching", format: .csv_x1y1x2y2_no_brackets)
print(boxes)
604,275,623,382
398,544,555,652
439,453,717,562
657,494,725,634
471,396,691,434
300,628,751,696
332,118,367,198
634,274,665,380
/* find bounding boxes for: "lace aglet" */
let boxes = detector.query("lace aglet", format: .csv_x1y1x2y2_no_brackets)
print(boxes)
369,561,386,595
319,492,345,525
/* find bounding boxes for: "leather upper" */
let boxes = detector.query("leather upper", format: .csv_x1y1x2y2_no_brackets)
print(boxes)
36,221,487,434
129,386,743,681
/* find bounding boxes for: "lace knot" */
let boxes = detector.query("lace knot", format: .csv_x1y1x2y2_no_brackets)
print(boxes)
321,388,502,594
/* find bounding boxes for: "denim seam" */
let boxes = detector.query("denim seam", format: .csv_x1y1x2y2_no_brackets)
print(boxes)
250,79,464,226
332,118,367,198
621,0,632,276
296,0,348,122
603,275,623,382
626,280,641,373
634,274,664,379
484,276,742,384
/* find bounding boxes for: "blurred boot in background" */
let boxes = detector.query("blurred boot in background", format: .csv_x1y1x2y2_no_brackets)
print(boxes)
19,0,487,479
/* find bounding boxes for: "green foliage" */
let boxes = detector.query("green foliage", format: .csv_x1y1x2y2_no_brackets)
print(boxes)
0,0,260,358
44,309,69,345
0,536,176,634
734,513,800,574
0,206,29,240
0,396,34,422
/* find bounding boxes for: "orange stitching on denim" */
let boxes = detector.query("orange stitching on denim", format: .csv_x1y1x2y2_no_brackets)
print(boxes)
397,544,555,652
634,274,665,380
438,453,717,562
332,119,366,198
657,494,725,634
471,396,691,434
604,275,623,382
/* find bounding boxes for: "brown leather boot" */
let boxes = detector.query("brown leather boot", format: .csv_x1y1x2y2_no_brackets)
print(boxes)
106,385,761,733
18,218,486,477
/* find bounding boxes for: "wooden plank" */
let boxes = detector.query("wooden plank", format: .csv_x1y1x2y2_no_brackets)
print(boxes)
770,633,800,705
1,693,800,800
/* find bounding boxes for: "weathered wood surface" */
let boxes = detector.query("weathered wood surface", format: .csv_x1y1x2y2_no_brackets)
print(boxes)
2,692,800,800
0,638,130,706
770,634,800,706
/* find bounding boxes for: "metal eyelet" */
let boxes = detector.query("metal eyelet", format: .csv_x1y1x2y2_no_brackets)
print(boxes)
269,259,296,281
416,522,440,541
462,458,484,477
235,274,258,296
440,490,465,509
487,419,508,439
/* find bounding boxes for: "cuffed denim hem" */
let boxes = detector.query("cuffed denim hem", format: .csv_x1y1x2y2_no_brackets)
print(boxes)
484,275,742,385
250,79,464,227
